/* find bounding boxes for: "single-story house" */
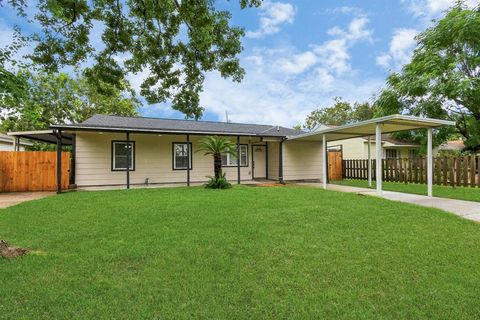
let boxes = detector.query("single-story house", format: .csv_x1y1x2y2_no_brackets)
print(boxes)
8,114,454,197
332,135,420,159
0,133,32,151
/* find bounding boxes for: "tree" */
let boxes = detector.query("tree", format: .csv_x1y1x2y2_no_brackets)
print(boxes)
196,136,237,181
1,0,262,119
303,97,377,131
0,70,139,132
375,2,480,151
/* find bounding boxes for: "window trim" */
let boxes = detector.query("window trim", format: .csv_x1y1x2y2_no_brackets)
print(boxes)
172,142,193,170
222,144,249,167
111,140,136,171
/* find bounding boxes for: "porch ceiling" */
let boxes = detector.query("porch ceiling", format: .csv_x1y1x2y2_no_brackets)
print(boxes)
287,115,454,142
7,130,74,145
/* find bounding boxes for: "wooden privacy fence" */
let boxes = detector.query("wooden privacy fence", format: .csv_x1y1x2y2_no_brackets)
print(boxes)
342,156,480,187
0,151,70,192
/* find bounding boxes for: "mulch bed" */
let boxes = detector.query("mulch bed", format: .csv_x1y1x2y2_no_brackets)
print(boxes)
0,240,28,259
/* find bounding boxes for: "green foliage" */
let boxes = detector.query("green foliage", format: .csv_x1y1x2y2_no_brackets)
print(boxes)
3,0,262,119
303,97,377,131
197,135,238,180
205,172,232,189
0,70,139,132
375,2,480,151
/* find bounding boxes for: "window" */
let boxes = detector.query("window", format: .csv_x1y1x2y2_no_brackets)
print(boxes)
112,141,135,171
173,143,192,170
385,149,398,159
222,144,248,166
409,149,418,158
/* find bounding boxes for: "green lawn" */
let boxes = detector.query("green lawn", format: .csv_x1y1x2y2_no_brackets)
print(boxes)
1,186,479,319
332,179,480,202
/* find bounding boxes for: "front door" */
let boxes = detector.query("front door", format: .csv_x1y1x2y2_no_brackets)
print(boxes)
253,145,267,179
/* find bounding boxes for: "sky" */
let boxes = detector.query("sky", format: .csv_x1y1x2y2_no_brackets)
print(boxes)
0,0,475,127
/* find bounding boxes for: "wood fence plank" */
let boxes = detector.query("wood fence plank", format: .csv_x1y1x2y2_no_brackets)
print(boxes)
443,157,448,186
470,155,475,187
463,156,468,187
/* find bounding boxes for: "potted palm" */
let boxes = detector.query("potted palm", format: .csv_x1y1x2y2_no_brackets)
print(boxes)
197,136,238,189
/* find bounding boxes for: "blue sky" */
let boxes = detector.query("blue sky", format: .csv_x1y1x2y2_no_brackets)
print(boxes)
0,0,474,126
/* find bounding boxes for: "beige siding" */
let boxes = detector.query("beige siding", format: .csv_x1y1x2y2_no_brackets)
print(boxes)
337,138,417,159
283,140,322,181
267,142,279,180
75,132,257,187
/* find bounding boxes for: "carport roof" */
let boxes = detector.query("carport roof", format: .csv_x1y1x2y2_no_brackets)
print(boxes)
7,130,74,145
287,115,455,142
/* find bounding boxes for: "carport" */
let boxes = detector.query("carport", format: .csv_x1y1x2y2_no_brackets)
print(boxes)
287,115,454,197
7,130,74,193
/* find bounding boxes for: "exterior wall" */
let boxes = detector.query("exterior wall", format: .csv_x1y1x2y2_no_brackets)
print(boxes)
75,132,260,187
283,140,322,181
267,141,279,180
336,138,417,159
0,141,26,151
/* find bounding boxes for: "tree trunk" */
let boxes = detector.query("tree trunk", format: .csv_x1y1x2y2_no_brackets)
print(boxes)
213,153,222,178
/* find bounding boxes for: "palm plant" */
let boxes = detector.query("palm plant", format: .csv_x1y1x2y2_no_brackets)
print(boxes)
197,136,238,179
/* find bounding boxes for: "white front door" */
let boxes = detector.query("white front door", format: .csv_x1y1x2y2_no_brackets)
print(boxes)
253,145,267,179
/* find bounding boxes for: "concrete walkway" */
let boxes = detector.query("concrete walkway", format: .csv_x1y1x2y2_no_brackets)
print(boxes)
299,183,480,223
0,192,54,209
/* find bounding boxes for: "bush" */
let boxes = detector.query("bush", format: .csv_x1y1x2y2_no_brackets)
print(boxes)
204,173,232,189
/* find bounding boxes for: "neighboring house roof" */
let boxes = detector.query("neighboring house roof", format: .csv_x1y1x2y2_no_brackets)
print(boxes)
363,135,420,147
52,114,304,137
0,133,33,146
437,139,464,151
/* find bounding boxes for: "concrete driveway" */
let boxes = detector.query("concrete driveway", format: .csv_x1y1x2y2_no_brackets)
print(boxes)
0,192,54,209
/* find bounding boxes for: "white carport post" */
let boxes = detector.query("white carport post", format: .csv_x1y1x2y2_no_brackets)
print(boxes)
375,124,382,196
322,134,327,189
427,128,433,197
367,136,372,187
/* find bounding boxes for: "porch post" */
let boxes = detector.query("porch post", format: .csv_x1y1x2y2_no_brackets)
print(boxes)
56,130,63,194
367,136,372,187
322,134,327,189
187,134,190,187
237,135,240,184
265,142,269,180
126,132,130,189
427,128,433,197
278,139,284,184
70,134,76,186
375,124,382,196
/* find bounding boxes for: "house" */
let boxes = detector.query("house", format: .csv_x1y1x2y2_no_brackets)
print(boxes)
332,135,420,159
434,139,465,155
0,133,32,151
7,114,454,194
48,114,322,188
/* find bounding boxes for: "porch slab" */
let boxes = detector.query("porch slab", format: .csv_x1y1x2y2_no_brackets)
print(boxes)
297,182,480,223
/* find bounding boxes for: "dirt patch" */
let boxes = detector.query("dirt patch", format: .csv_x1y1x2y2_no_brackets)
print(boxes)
0,240,28,259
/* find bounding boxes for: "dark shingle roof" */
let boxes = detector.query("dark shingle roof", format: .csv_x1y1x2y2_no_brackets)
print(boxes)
53,114,303,137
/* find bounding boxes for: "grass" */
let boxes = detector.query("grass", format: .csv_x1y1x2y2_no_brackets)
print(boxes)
332,179,480,202
1,186,479,319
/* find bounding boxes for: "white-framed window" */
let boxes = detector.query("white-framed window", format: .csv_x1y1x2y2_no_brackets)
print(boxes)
112,141,135,171
408,149,418,158
173,142,192,170
222,144,248,167
385,149,398,159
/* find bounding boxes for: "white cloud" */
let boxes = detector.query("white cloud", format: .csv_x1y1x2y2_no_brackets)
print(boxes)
376,28,418,70
402,0,478,21
277,51,317,74
246,1,295,38
199,46,383,127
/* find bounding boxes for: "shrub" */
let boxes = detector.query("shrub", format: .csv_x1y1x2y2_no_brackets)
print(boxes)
204,173,232,189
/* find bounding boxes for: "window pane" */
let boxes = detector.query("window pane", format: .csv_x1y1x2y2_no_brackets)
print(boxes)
229,154,238,165
240,146,247,166
174,143,191,169
114,142,133,170
221,154,228,166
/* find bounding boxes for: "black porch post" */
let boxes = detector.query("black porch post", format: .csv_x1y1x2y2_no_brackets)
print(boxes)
279,139,284,184
56,129,63,194
237,135,241,184
187,134,190,187
126,132,130,189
